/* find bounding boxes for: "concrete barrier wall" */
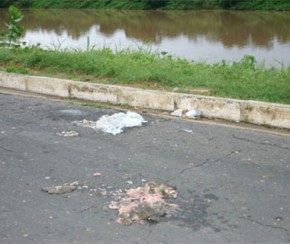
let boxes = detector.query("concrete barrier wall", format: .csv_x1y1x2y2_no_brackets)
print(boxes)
1,71,289,129
69,82,118,104
174,94,241,122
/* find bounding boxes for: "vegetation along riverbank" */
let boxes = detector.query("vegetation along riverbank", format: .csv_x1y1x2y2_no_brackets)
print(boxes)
1,0,290,10
0,6,289,105
0,47,289,105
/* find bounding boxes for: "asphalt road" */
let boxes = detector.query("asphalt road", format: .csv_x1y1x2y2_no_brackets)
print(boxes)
0,92,289,244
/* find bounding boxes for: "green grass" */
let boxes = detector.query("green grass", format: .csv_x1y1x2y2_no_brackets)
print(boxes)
0,0,150,9
81,102,103,109
1,0,290,10
0,47,289,104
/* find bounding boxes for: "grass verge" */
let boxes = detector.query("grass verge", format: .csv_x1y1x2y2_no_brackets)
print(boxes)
0,47,289,104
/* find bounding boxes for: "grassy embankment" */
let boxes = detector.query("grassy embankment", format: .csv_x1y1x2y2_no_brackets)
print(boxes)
1,0,290,10
0,47,289,104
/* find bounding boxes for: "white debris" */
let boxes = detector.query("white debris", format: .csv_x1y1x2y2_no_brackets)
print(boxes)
93,171,102,177
96,111,147,135
72,112,147,135
171,109,201,118
72,119,96,129
184,109,201,118
170,109,183,117
126,180,133,185
57,130,79,137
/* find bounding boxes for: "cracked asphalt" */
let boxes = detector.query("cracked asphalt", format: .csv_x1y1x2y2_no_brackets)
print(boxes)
0,92,290,243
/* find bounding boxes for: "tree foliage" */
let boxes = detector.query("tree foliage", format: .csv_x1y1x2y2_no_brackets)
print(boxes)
0,6,24,47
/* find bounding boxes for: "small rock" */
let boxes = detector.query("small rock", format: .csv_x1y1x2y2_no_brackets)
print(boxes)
275,216,283,222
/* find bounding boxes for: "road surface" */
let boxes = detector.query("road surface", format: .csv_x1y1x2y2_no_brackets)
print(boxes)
0,92,289,243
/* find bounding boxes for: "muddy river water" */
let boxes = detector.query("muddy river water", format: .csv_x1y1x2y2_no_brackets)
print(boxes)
0,9,289,67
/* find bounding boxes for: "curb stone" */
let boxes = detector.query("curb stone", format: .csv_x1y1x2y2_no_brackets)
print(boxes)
0,71,289,129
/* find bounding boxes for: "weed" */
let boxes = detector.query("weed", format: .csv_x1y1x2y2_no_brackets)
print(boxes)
0,6,24,48
81,103,103,109
6,65,28,74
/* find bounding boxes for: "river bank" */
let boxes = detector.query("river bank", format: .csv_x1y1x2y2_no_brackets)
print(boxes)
1,0,290,10
0,47,289,104
1,9,290,68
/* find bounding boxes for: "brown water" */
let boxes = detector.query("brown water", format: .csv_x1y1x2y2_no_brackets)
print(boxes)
1,9,290,67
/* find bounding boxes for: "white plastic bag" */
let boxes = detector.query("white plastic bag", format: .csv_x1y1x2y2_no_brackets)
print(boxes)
96,111,147,135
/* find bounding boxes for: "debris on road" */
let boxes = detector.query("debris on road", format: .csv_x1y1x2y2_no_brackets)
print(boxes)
147,182,177,198
185,109,201,118
98,187,108,196
182,129,193,134
56,130,79,137
171,109,201,118
72,111,147,135
109,182,178,225
93,171,102,177
96,111,147,135
170,109,184,117
72,119,96,129
41,181,78,194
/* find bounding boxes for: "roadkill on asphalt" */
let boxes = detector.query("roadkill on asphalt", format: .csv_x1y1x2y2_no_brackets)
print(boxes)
40,179,179,226
109,182,178,225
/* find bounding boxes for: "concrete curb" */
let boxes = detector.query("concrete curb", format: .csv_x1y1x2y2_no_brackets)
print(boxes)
1,71,290,129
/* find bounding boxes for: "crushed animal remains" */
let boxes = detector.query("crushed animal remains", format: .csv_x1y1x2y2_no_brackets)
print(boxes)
109,182,178,225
